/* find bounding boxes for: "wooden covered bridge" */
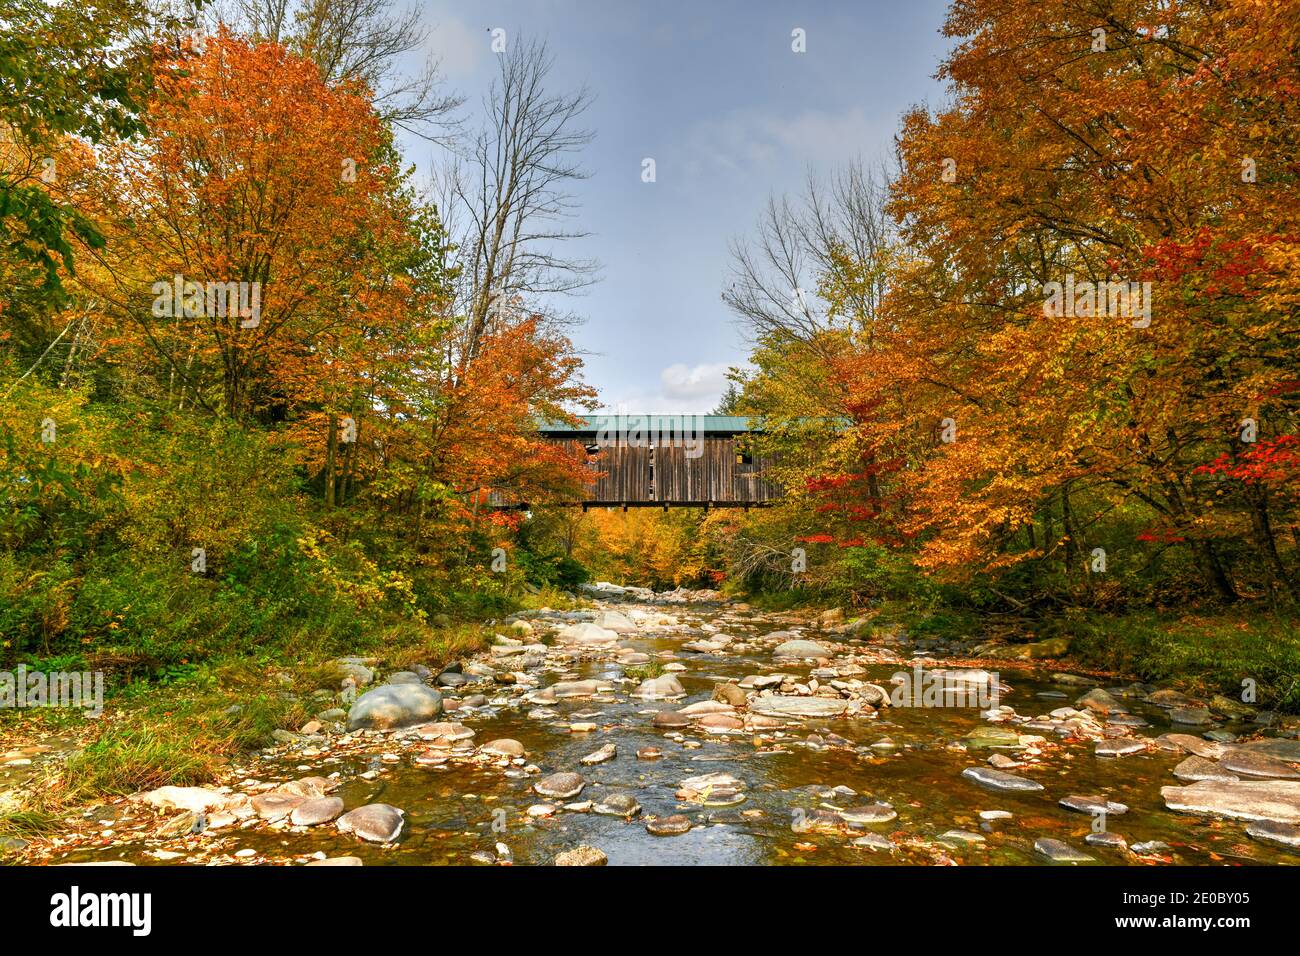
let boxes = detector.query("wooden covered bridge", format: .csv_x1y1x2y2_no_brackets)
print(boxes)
496,415,782,509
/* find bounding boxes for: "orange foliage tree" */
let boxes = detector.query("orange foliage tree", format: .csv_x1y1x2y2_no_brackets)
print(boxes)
755,0,1300,603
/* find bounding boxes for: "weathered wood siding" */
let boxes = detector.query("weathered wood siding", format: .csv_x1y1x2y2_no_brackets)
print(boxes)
580,437,779,504
654,440,732,501
590,444,652,502
490,434,781,506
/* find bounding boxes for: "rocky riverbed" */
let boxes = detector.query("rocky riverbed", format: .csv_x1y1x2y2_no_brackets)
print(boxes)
23,584,1300,865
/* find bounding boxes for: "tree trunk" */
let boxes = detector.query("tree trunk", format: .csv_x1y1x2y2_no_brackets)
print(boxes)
325,414,338,508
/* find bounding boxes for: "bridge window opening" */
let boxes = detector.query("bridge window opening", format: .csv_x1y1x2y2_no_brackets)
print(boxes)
736,451,753,465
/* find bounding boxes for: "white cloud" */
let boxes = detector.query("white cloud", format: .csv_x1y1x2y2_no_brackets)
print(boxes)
661,362,731,400
425,14,486,78
679,106,889,178
595,362,739,415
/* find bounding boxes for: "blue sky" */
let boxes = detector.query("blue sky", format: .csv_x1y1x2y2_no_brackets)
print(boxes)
409,0,954,413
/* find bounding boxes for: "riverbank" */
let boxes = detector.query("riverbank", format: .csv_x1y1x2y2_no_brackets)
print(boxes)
5,584,1299,865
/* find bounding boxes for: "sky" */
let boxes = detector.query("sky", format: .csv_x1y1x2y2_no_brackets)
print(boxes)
407,0,955,414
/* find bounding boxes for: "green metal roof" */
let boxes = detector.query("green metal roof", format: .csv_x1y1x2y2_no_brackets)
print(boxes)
538,414,761,434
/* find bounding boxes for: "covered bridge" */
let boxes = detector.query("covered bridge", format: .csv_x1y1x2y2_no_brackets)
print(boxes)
523,414,781,509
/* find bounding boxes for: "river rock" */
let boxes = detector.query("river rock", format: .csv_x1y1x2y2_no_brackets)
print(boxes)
1169,706,1213,725
336,804,405,843
1156,733,1227,759
386,671,423,685
1220,750,1300,780
1076,688,1123,715
1161,780,1300,823
1095,738,1147,757
838,802,897,824
555,623,619,645
482,738,526,758
594,793,641,817
652,710,691,729
678,772,746,805
961,767,1045,792
713,683,748,707
290,797,345,827
580,743,617,765
698,713,745,732
137,786,229,814
334,659,374,686
1034,838,1094,862
631,675,686,699
414,721,474,742
1085,831,1128,850
550,679,612,698
1059,795,1129,815
646,814,692,836
859,683,891,706
773,639,832,659
275,777,334,799
851,833,894,851
1240,739,1300,762
748,696,848,719
1210,694,1256,719
1173,755,1239,782
1245,820,1300,850
305,856,363,866
554,845,607,866
251,792,306,820
594,610,637,633
1147,688,1201,709
347,683,443,730
534,772,585,800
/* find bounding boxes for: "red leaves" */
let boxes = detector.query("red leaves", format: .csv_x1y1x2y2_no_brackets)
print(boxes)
1193,435,1300,486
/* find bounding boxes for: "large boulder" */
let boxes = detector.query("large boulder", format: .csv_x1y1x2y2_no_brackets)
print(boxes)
347,683,443,730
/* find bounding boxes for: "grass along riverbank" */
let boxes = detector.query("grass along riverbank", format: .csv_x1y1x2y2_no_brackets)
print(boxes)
0,593,579,847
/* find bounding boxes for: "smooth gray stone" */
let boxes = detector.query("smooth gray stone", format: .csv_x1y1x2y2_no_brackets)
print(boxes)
961,767,1045,792
347,683,443,730
1034,838,1094,862
336,804,405,843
